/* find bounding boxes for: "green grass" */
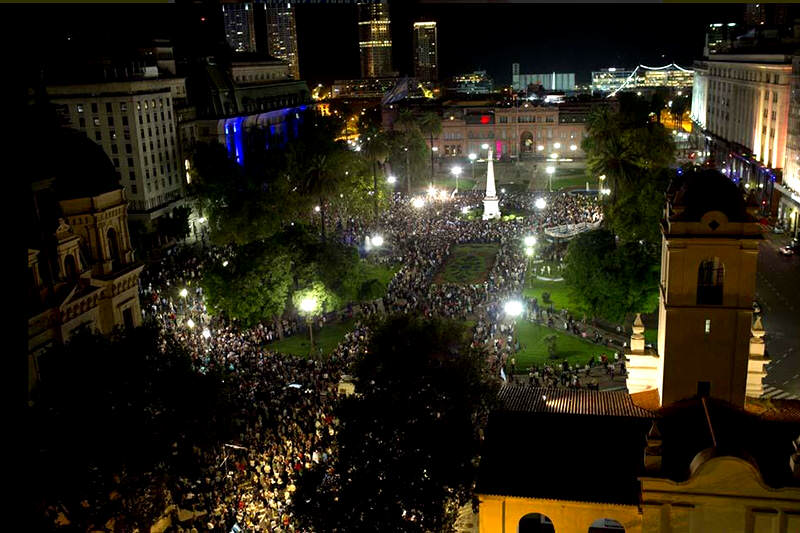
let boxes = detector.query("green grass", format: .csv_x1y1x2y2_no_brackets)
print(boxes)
356,261,399,300
267,319,355,358
513,321,616,371
522,274,577,315
552,175,593,191
435,243,499,284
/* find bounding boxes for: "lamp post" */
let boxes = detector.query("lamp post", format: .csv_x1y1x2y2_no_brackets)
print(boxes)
468,152,477,181
524,236,536,288
299,296,319,357
451,165,462,193
545,166,555,192
598,174,606,193
431,146,438,188
404,147,410,195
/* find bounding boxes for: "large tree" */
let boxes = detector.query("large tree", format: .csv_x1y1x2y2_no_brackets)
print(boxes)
293,315,499,533
562,229,660,322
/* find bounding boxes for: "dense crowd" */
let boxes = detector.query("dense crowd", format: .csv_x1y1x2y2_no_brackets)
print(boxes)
128,190,609,531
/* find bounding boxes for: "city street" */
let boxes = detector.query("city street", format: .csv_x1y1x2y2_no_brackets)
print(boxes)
756,231,800,397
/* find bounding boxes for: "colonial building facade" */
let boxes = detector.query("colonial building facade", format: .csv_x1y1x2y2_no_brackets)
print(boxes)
29,128,144,391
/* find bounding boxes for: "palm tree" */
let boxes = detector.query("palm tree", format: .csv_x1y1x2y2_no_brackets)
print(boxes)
418,112,442,186
361,126,390,217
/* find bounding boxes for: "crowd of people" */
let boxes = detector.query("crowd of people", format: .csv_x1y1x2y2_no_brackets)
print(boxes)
124,189,609,531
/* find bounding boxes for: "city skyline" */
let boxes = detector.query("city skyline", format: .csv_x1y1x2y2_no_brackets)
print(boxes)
28,2,751,85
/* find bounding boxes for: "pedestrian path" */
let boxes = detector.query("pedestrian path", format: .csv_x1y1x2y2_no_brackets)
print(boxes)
761,384,800,400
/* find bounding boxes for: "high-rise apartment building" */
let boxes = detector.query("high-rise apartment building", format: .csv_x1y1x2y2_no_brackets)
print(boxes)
412,21,437,82
223,1,257,53
48,78,188,224
358,0,393,78
264,3,300,79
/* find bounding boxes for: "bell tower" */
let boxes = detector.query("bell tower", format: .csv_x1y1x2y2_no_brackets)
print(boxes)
627,170,765,408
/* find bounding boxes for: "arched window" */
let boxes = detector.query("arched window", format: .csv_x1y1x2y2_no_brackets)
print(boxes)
107,227,120,271
518,512,555,533
64,254,78,280
697,257,724,305
589,518,625,532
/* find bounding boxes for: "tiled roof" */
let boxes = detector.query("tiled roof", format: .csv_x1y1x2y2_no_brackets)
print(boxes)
497,385,656,418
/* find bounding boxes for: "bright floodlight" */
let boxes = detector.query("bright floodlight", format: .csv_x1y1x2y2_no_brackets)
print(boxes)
202,328,211,339
524,236,536,247
372,235,384,247
570,144,577,151
535,197,547,209
450,166,462,176
180,288,188,298
504,300,524,317
314,205,321,212
427,185,437,196
461,206,470,214
186,318,195,329
536,145,544,151
300,296,317,314
412,197,426,209
599,174,606,181
387,175,397,184
432,146,438,152
469,153,477,161
481,143,489,149
525,247,534,257
198,217,206,224
545,166,555,175
222,260,229,267
549,153,559,160
553,142,561,149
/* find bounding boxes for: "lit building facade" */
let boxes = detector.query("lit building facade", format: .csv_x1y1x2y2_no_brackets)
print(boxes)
591,68,634,93
29,129,144,389
222,1,257,53
777,55,800,237
704,22,739,56
449,71,494,95
691,54,792,216
432,101,595,159
48,78,188,224
512,64,575,92
265,3,300,79
358,0,393,78
412,22,438,82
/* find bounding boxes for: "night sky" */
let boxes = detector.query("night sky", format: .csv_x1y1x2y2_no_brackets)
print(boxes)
28,2,748,86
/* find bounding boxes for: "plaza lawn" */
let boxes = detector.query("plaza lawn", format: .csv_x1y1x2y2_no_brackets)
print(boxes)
267,319,355,358
522,275,577,315
513,320,616,371
435,243,499,284
356,261,400,300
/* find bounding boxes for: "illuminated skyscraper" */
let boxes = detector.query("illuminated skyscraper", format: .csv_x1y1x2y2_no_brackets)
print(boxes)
222,1,256,53
264,3,300,79
412,21,438,82
358,0,393,78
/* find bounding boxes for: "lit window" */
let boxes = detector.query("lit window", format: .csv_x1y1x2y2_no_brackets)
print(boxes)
704,319,711,334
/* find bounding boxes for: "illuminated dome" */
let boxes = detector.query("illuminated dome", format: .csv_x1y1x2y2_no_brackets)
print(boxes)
37,128,121,200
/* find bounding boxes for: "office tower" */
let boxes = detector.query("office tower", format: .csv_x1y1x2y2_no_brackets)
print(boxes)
358,0,393,78
265,3,300,79
222,1,257,53
413,21,437,82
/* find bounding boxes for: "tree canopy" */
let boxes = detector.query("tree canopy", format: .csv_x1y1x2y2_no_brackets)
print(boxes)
562,229,660,322
292,315,498,533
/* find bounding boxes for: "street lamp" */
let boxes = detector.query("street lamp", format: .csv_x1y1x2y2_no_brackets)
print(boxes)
598,174,606,193
545,165,555,192
451,165,462,192
481,143,489,150
387,175,397,185
372,235,384,247
412,197,426,209
524,236,536,247
535,197,547,210
553,142,561,150
299,296,318,356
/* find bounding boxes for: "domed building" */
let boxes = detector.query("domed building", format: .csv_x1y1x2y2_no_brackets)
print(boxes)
28,128,144,389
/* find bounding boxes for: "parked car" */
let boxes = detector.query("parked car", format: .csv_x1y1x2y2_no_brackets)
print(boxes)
779,245,795,256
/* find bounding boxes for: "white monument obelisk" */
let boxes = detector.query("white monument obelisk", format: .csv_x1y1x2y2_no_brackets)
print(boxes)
482,149,501,220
